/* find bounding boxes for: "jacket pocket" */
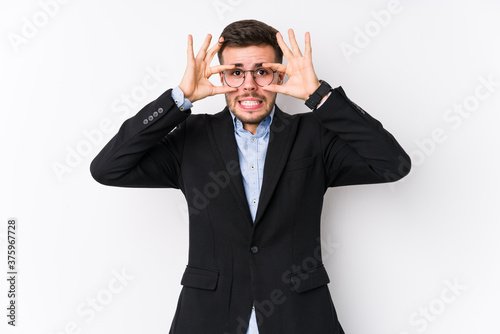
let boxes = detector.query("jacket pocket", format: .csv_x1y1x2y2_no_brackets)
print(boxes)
288,264,330,293
181,266,219,291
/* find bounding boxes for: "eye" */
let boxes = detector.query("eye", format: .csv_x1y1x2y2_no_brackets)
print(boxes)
230,69,243,77
255,68,270,77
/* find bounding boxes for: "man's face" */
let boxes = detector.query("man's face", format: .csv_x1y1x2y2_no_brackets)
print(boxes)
219,45,283,125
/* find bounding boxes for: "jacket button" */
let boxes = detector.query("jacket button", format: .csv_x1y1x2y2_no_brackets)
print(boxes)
250,246,259,254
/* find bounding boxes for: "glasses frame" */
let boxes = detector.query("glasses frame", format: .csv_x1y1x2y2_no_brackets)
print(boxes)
223,67,278,88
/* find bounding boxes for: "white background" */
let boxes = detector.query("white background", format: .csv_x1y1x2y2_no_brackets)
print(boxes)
1,0,499,333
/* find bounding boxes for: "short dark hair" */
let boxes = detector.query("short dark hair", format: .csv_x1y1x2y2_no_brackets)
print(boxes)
218,19,283,64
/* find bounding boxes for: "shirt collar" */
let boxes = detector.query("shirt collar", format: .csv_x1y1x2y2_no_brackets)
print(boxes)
228,106,275,138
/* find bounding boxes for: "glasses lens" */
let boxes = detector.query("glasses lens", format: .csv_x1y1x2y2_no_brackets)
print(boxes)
224,68,275,87
254,68,274,87
225,69,244,87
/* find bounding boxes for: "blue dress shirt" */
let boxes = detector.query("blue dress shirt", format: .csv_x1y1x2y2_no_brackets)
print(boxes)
228,108,274,221
228,107,274,334
171,86,193,111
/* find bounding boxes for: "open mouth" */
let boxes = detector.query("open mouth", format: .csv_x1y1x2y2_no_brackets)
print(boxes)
238,99,264,110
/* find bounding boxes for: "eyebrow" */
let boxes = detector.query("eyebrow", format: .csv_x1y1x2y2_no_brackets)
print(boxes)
231,63,264,68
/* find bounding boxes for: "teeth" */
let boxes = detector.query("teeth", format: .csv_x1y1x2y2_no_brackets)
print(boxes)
240,101,261,106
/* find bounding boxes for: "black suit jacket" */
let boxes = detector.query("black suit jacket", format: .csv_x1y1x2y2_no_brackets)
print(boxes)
90,87,411,334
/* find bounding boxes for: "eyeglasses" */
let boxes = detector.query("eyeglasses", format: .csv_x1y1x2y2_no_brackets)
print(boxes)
223,67,278,88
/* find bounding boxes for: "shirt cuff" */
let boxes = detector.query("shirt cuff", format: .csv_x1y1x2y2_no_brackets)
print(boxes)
171,86,193,112
316,91,332,109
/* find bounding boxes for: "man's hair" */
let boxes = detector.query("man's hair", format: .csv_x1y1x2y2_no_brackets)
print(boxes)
218,19,283,64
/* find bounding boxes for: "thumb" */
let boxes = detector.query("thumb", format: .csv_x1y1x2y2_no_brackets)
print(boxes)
211,86,238,96
262,84,287,95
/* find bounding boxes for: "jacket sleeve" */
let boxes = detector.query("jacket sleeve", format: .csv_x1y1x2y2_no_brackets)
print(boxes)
313,86,411,188
90,88,190,188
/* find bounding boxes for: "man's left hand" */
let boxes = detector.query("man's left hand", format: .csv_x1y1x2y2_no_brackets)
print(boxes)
262,29,321,101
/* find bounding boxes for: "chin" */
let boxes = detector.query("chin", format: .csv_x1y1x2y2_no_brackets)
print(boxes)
226,94,275,124
234,108,270,124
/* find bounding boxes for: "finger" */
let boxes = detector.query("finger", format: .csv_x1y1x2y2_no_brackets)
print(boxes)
196,34,212,60
276,32,293,61
209,64,235,75
262,63,287,73
262,84,287,94
187,34,194,60
211,86,238,95
206,37,224,65
304,32,312,57
288,29,303,57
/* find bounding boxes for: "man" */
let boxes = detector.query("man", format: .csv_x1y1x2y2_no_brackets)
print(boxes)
90,20,410,334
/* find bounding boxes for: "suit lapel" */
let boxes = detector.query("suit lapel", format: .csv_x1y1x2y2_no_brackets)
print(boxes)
208,108,253,226
253,106,298,226
208,106,298,228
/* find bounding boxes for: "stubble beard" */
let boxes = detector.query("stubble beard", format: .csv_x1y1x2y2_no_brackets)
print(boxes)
225,93,277,125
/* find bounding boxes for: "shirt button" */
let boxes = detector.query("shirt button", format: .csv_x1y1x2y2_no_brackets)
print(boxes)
251,137,255,142
252,200,257,205
250,246,259,254
180,107,185,111
174,99,179,104
250,165,255,170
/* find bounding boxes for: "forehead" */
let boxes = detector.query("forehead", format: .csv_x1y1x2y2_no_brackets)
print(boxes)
221,45,276,67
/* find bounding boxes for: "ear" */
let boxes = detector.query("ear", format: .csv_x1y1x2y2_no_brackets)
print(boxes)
278,72,285,85
219,72,224,85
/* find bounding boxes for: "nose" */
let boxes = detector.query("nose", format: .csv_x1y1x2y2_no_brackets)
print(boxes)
241,72,258,91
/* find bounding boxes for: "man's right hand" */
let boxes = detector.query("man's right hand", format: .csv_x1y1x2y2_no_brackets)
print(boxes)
178,34,237,103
